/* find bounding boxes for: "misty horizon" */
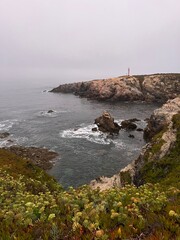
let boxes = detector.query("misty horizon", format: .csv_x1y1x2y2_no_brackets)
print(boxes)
0,0,180,85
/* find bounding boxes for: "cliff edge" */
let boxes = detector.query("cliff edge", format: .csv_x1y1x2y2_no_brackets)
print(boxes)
50,73,180,102
90,97,180,190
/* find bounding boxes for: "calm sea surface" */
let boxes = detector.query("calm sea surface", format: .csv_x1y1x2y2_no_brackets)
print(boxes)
0,79,160,188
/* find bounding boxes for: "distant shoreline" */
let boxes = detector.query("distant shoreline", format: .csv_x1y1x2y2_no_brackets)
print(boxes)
50,73,180,103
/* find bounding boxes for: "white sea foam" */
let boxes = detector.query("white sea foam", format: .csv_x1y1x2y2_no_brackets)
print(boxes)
0,119,18,131
117,119,146,128
15,136,29,145
38,110,69,117
0,139,9,147
116,119,124,125
0,135,28,148
60,124,126,147
112,139,126,149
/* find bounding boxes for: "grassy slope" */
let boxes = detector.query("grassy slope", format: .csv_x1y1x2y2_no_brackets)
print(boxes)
0,115,179,239
140,114,180,189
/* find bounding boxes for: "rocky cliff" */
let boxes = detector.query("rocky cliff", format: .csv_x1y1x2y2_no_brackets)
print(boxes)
132,97,180,186
90,97,180,190
51,73,180,102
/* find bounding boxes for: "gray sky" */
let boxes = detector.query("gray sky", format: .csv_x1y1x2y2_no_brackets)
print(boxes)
0,0,180,83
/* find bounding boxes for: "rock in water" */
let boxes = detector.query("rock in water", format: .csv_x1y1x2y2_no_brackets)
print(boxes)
94,111,121,134
136,128,143,132
121,120,137,130
128,134,135,138
47,110,54,113
0,132,10,139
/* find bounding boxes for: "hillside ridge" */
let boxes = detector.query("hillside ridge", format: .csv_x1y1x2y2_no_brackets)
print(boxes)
50,73,180,102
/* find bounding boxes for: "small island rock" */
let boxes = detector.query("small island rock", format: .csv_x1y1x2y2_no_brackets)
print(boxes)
94,111,121,134
121,120,137,130
0,132,10,139
47,110,54,113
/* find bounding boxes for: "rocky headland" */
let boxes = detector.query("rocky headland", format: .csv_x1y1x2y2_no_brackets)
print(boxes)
90,97,180,190
0,86,180,239
0,130,59,170
50,73,180,102
51,72,180,190
2,145,58,170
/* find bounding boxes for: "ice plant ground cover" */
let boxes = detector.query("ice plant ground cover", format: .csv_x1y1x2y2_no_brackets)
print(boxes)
0,114,179,239
0,165,179,240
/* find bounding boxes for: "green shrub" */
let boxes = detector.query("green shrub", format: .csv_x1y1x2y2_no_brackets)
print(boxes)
0,112,179,240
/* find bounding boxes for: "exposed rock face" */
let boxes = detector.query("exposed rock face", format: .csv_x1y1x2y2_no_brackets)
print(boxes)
89,175,120,191
94,111,121,133
50,74,180,103
144,97,180,141
3,146,59,170
122,97,180,186
89,97,180,191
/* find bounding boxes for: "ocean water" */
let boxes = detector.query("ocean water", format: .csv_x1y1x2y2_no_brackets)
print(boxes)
0,79,160,188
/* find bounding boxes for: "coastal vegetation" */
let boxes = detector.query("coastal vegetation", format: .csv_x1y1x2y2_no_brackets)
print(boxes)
0,116,179,239
140,114,180,189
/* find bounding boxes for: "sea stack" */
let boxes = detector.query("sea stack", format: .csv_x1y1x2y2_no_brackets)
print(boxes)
94,111,121,134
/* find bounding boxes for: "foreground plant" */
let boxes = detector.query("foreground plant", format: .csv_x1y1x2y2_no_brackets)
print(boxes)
0,114,180,240
0,165,179,239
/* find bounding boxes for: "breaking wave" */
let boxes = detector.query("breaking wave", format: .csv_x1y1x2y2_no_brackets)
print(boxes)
38,110,70,118
0,136,28,148
60,123,126,147
0,119,19,131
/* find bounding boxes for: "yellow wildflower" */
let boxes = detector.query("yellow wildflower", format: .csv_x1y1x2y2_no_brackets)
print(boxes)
48,213,56,221
111,212,119,219
117,202,122,207
25,202,33,207
169,210,177,217
96,229,104,238
117,227,122,237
